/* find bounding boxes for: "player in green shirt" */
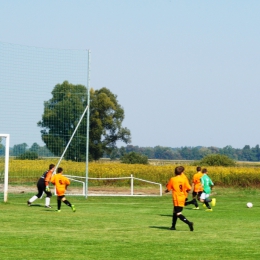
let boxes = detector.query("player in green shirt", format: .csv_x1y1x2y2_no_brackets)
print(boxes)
200,168,216,211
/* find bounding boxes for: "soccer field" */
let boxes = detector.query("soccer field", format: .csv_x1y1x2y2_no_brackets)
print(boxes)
1,188,260,260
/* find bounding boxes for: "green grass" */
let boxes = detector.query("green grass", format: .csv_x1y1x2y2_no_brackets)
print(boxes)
1,188,260,259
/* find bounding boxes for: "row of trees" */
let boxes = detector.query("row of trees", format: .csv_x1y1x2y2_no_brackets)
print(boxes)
3,142,260,162
7,143,54,157
108,145,260,162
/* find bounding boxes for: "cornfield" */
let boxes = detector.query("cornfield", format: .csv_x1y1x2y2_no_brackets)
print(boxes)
5,159,260,187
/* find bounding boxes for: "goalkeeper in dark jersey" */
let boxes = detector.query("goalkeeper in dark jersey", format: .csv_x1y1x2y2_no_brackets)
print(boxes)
27,164,55,208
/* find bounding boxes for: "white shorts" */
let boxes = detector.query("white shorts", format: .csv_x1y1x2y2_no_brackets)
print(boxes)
200,192,210,200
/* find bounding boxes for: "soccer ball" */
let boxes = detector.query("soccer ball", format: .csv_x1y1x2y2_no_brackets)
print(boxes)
247,202,253,208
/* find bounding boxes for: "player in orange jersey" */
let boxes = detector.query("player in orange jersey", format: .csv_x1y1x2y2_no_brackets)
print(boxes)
27,164,55,208
188,166,204,209
165,166,194,231
51,167,76,212
192,166,203,209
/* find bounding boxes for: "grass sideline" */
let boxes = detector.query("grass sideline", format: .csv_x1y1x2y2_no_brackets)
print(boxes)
1,188,260,260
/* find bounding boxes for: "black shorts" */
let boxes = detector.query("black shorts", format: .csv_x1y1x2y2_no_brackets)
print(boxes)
173,206,183,214
192,191,202,199
36,178,52,198
57,195,65,200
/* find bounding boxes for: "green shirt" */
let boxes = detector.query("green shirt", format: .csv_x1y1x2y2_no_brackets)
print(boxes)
201,174,214,194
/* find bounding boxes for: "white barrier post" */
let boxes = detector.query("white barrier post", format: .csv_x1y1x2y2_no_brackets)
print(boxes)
131,174,134,196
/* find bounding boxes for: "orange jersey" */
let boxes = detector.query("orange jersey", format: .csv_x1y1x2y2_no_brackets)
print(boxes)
44,170,53,186
181,173,190,198
192,172,203,192
51,174,70,196
166,175,191,207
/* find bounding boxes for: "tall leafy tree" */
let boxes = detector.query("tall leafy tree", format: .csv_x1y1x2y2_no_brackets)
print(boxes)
38,81,131,161
38,81,87,161
89,87,131,160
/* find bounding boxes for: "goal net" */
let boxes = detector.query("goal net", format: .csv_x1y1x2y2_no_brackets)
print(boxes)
0,42,90,201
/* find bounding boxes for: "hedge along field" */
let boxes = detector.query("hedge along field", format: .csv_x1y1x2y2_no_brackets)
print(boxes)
6,159,260,187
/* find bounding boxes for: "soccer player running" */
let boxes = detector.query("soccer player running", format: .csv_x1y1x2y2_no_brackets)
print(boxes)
190,166,203,209
27,163,55,208
200,168,216,212
51,167,76,213
165,166,194,231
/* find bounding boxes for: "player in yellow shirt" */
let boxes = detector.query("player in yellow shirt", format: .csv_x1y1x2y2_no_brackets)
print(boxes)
165,166,194,231
51,167,76,212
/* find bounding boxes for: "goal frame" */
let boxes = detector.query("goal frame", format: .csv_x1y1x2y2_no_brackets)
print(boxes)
63,174,163,197
0,134,10,202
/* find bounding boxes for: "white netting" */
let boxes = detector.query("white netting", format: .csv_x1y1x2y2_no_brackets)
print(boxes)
0,42,90,200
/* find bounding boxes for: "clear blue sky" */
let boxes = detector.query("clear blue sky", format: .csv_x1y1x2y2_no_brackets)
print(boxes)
1,0,260,149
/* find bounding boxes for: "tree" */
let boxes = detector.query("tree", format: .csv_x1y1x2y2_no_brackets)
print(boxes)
220,145,237,160
12,143,28,156
241,145,256,161
28,143,54,157
29,143,41,153
17,151,38,160
198,154,236,167
120,152,148,164
253,145,260,161
38,81,131,161
89,87,131,160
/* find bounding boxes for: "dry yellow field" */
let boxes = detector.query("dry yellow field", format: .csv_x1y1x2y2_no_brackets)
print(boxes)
6,159,260,187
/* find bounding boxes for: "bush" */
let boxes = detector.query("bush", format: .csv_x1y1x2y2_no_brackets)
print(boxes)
16,151,39,160
120,152,148,165
197,154,236,167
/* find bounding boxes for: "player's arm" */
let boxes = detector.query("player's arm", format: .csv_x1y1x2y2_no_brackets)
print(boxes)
44,170,53,191
200,177,205,188
191,183,195,192
65,178,70,186
165,178,173,193
50,175,55,185
165,184,170,193
45,170,52,186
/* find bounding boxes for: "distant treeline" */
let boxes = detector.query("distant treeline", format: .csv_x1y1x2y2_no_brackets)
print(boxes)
1,142,260,162
109,145,260,162
0,142,54,157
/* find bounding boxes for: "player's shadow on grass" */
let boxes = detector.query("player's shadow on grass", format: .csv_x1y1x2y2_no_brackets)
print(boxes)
149,226,171,230
159,214,172,217
28,204,42,207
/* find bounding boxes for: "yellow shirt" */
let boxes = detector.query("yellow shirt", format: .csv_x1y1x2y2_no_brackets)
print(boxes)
166,175,191,207
51,174,70,196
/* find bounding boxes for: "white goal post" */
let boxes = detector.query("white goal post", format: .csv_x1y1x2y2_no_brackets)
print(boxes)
0,134,10,202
